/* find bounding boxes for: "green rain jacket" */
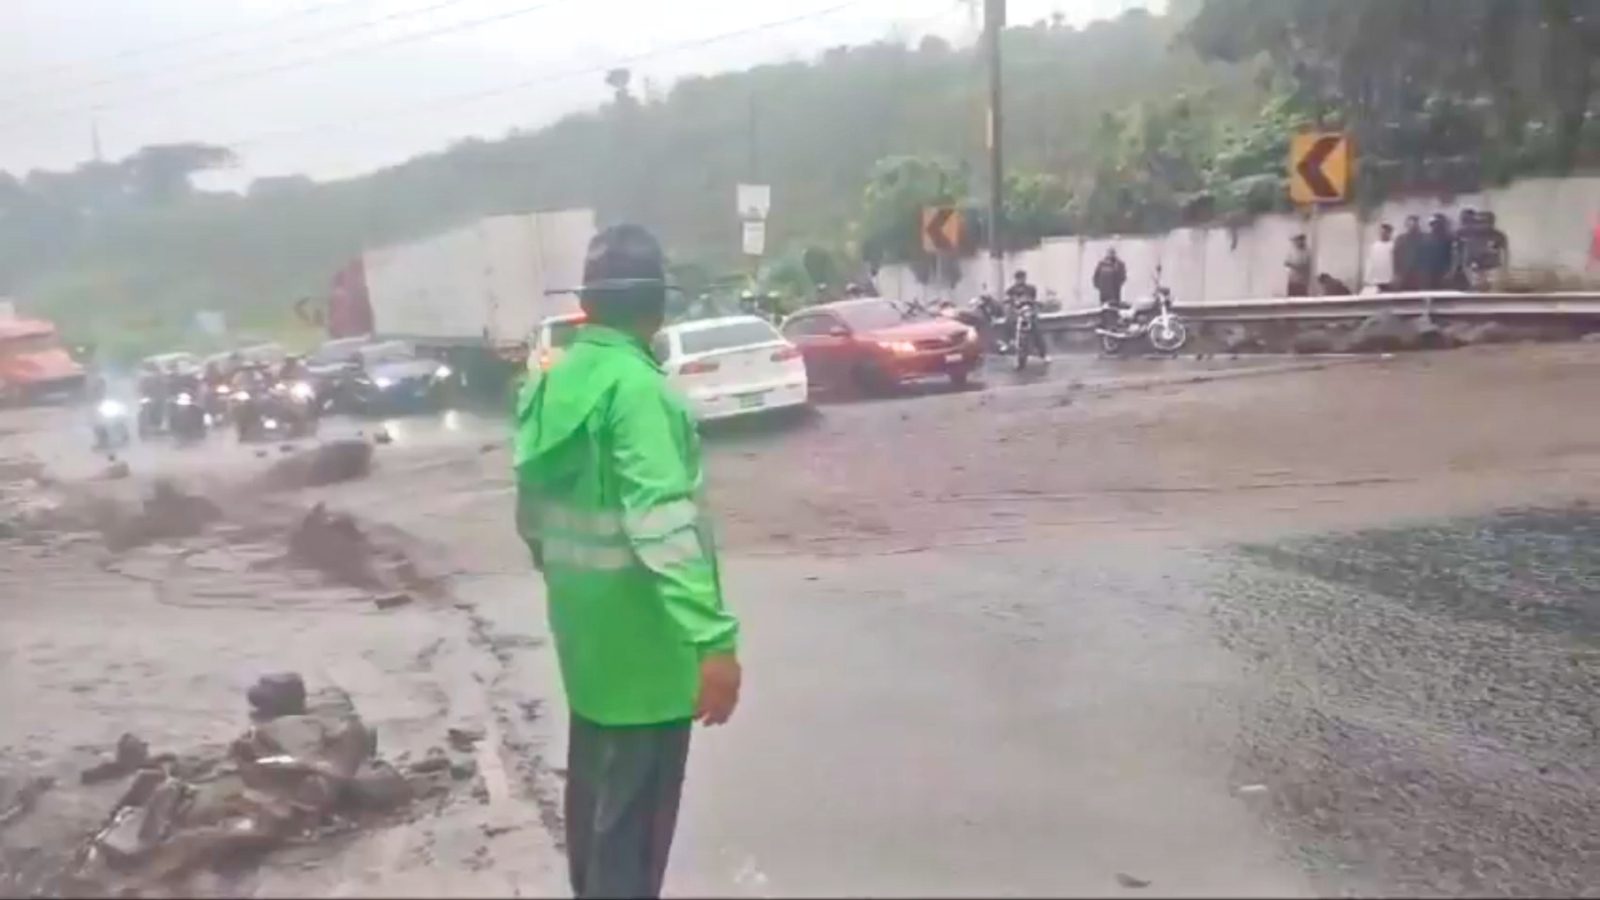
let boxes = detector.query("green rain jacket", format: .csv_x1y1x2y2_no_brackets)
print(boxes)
513,324,740,726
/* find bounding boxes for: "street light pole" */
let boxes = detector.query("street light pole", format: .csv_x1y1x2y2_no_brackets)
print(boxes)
984,0,1005,294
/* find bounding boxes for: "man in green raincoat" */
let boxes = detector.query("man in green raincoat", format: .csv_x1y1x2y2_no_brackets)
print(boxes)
513,224,741,899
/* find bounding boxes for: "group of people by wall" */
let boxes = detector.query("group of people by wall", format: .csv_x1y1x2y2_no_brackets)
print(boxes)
1286,209,1511,297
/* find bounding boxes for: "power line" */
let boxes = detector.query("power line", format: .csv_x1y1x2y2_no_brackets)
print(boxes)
0,0,374,81
225,0,890,155
0,0,490,116
240,0,970,162
1,0,577,128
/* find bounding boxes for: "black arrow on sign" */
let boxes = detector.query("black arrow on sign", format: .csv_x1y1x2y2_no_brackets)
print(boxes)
1296,135,1343,200
925,208,957,254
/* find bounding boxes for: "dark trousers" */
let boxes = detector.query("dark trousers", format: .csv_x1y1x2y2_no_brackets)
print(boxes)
1019,323,1048,359
565,715,691,899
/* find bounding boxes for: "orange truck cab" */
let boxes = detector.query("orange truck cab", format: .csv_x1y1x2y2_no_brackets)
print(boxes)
0,317,86,403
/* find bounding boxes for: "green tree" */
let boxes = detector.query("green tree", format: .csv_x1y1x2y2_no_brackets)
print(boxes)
858,155,970,283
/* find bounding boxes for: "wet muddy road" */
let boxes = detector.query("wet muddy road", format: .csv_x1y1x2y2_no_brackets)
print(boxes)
6,344,1600,896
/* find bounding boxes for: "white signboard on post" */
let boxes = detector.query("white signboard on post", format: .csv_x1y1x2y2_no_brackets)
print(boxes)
736,184,771,222
741,220,767,257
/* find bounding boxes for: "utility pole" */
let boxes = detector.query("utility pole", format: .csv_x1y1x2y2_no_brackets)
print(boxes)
984,0,1006,294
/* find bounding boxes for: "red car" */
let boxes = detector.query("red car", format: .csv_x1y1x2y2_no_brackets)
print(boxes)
780,298,981,393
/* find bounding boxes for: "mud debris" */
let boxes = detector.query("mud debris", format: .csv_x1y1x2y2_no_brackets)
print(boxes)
247,673,307,721
373,592,413,610
253,439,373,493
286,503,384,590
0,777,54,830
58,679,414,898
80,734,151,785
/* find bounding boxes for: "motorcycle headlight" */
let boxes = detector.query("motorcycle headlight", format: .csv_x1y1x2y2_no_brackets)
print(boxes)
374,376,395,389
433,364,453,380
97,399,127,418
175,393,194,406
291,382,315,400
215,384,231,395
232,390,251,402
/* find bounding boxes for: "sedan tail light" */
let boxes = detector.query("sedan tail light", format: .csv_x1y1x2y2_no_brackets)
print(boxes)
770,347,802,362
679,360,721,376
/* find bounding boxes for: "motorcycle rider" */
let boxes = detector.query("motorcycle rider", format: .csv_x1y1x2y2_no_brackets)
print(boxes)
1005,270,1048,364
137,362,168,432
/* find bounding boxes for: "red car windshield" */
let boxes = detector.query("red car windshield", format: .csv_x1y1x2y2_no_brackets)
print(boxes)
835,300,914,332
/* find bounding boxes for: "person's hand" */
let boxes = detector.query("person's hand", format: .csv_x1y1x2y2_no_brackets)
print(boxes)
695,653,741,726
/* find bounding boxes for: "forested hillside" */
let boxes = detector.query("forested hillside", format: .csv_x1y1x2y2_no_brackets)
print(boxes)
3,0,1598,356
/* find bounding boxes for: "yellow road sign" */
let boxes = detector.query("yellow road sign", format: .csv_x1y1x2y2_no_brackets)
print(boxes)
1289,133,1351,205
921,207,964,255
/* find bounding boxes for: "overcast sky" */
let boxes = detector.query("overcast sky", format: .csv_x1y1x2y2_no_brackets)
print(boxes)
0,0,1157,184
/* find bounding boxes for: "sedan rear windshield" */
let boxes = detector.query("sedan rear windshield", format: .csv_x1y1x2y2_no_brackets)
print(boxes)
678,320,782,356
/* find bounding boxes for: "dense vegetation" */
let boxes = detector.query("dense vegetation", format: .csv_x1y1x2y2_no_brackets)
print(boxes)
2,0,1598,355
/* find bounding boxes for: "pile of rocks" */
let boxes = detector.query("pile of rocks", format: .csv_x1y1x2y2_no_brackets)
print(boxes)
64,674,410,897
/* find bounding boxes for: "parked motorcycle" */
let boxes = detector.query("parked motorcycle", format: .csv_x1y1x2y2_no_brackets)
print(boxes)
961,294,1011,355
1096,268,1190,356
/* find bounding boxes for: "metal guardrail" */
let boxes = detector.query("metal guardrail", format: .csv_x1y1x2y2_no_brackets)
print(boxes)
1039,291,1600,331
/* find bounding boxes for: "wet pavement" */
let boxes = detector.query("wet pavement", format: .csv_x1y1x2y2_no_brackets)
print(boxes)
7,344,1600,897
1217,509,1600,897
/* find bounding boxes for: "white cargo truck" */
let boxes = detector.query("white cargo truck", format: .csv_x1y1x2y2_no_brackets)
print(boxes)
355,209,596,401
361,208,595,351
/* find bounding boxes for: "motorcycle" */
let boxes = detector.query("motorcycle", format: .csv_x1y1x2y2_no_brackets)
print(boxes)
1012,300,1046,370
960,294,1011,355
167,388,209,444
136,386,167,439
92,398,132,455
1096,268,1190,356
235,379,319,443
203,378,235,426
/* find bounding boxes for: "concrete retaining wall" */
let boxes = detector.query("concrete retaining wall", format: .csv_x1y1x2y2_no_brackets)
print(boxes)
877,176,1600,307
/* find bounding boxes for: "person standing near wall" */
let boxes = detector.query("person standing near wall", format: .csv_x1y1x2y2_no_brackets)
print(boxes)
1393,216,1425,290
1423,214,1457,290
1363,223,1397,293
1093,247,1128,329
1285,234,1312,297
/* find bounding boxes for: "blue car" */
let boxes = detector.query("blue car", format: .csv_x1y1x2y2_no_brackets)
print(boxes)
346,341,455,415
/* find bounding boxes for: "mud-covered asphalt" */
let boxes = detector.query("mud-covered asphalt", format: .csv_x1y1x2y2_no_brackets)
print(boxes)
6,344,1600,897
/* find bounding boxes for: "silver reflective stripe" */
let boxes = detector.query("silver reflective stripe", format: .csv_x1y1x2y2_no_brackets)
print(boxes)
542,536,634,571
540,504,623,539
634,528,705,570
624,499,699,539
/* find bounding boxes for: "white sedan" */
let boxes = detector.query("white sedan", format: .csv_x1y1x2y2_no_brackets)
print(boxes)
654,316,809,422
